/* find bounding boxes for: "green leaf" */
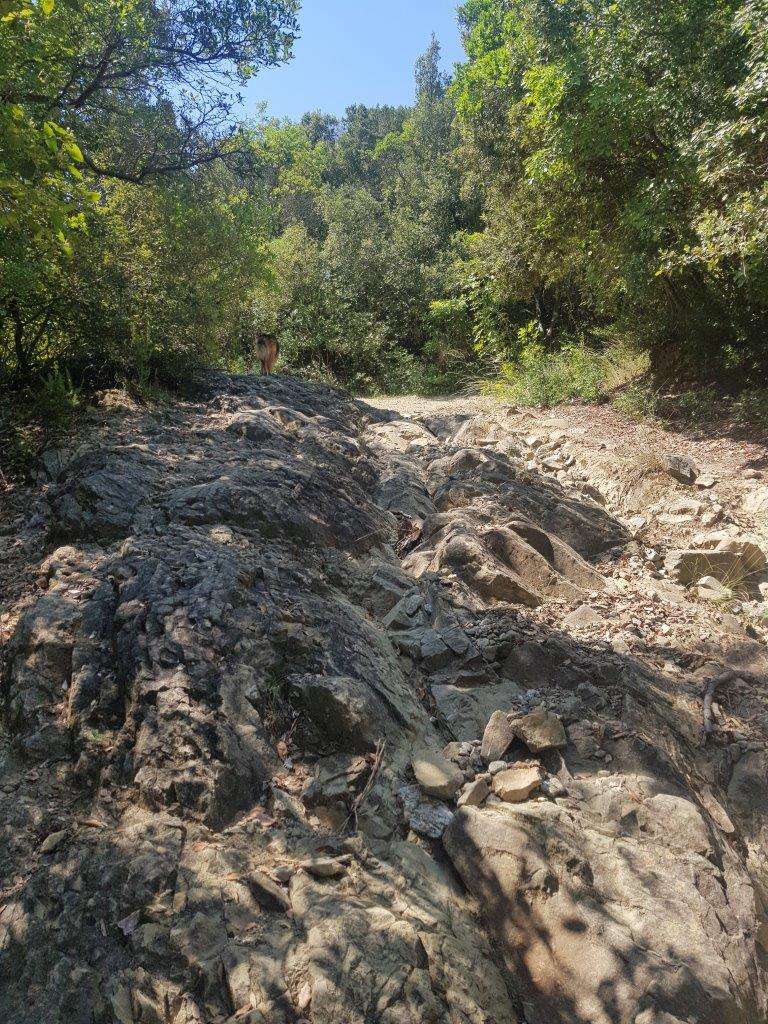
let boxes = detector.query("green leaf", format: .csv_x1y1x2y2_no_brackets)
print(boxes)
64,141,84,162
41,0,54,14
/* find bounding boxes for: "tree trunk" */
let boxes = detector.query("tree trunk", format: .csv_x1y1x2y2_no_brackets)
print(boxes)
9,300,29,381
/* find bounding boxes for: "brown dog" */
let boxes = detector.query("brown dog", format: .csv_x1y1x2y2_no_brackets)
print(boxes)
255,333,280,375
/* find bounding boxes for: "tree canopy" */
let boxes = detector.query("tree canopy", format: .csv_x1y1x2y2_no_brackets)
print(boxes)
2,0,768,399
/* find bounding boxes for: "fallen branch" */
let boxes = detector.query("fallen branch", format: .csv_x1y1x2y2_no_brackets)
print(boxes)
340,738,386,834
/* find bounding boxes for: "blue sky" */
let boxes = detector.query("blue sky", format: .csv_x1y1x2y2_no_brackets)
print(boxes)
241,1,465,122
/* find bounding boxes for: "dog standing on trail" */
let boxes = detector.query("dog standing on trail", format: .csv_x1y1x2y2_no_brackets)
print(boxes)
255,333,280,375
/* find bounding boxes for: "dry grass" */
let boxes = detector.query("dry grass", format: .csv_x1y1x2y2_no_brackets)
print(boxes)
602,345,651,393
629,445,667,476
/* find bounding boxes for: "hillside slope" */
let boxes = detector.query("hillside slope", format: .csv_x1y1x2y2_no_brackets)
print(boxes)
1,374,768,1024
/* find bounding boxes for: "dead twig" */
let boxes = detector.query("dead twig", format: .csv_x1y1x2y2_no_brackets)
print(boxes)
340,738,386,834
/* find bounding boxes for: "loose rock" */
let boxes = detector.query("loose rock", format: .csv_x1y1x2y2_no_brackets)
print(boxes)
457,777,491,808
412,749,464,800
512,709,567,753
492,765,543,802
480,709,517,764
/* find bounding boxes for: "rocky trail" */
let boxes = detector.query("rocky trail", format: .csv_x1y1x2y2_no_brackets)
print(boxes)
2,374,768,1024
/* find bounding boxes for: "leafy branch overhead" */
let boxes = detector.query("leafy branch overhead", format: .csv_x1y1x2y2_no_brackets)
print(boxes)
1,0,299,180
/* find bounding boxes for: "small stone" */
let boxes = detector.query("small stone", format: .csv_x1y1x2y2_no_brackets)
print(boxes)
488,760,507,775
299,857,349,879
251,869,292,910
412,750,464,800
696,575,732,601
457,777,490,808
493,765,542,803
661,453,699,485
540,776,567,799
442,741,463,763
297,982,312,1010
272,865,293,884
627,515,647,537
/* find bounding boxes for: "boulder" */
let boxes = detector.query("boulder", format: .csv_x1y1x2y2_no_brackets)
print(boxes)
409,802,455,838
567,721,599,758
419,629,453,670
713,537,766,574
291,674,411,754
667,540,767,587
301,755,370,815
403,511,609,610
444,802,764,1024
430,678,525,741
367,418,438,453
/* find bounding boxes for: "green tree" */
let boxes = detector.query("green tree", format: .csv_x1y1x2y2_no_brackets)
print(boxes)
454,0,767,376
1,0,298,384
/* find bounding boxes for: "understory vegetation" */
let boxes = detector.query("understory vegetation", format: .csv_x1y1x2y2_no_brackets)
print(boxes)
2,0,768,431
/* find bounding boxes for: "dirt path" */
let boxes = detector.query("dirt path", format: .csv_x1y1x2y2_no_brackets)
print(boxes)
365,393,768,478
365,393,768,560
364,393,500,418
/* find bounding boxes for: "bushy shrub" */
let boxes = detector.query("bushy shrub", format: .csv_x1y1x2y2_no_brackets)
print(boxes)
731,388,768,427
486,343,605,406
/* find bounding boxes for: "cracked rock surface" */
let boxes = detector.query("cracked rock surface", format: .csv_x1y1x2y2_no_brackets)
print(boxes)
1,375,768,1024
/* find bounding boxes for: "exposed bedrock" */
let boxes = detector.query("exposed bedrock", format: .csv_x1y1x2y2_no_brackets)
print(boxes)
1,376,766,1024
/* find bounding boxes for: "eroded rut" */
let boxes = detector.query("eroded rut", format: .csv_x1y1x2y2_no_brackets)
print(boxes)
1,374,767,1024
